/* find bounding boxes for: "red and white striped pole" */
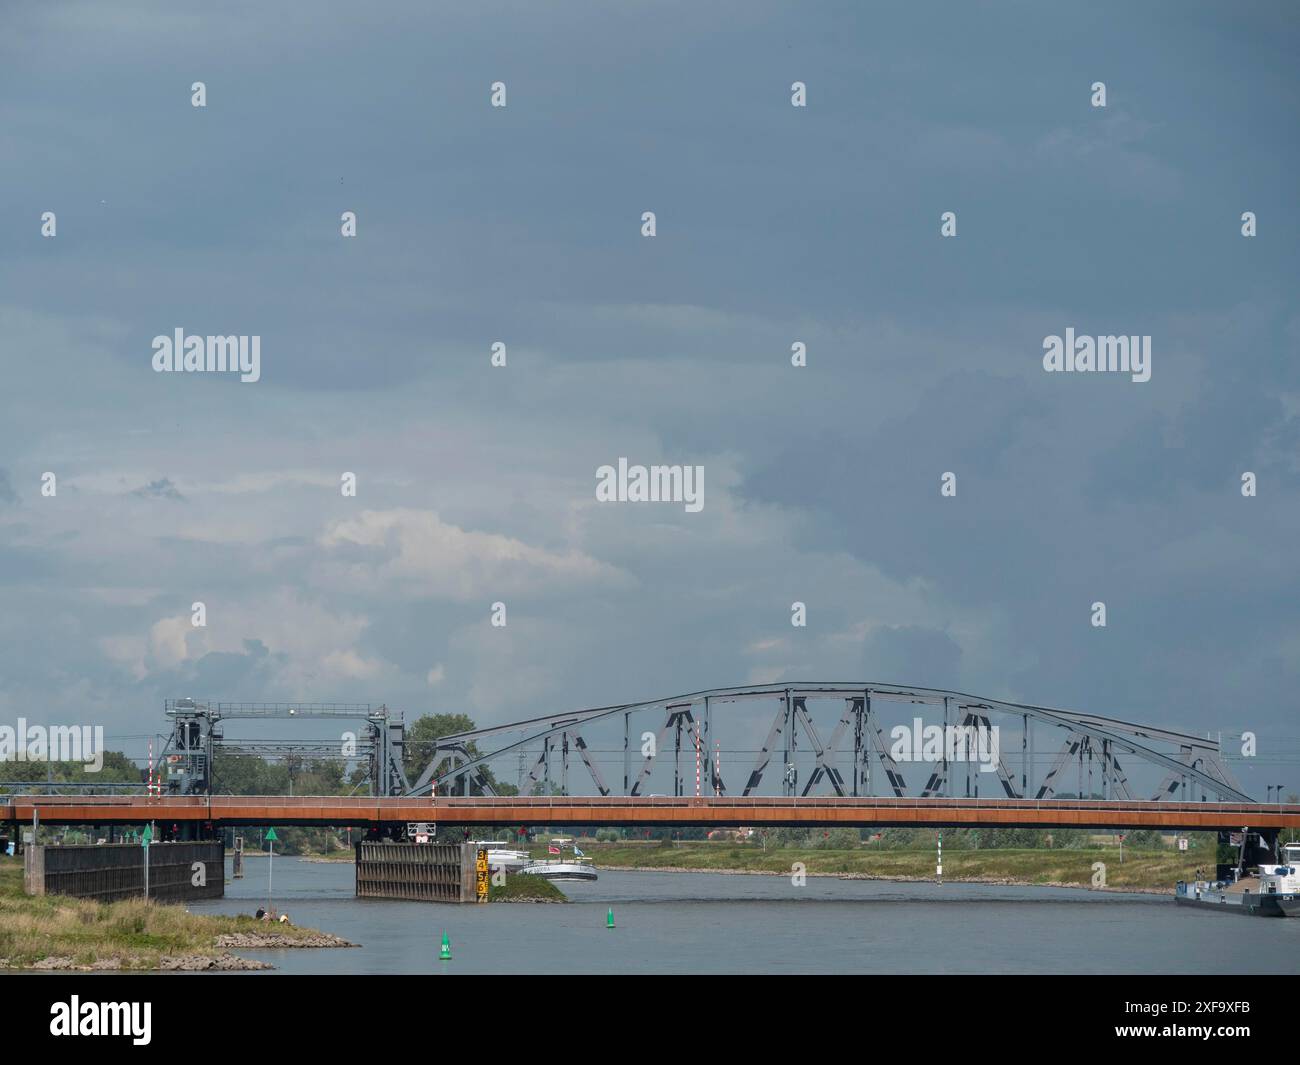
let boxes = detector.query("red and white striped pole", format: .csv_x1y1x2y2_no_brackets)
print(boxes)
694,723,701,798
714,743,721,797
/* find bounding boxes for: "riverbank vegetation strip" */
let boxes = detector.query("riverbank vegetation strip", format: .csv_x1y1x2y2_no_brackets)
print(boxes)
581,842,1201,891
0,856,349,970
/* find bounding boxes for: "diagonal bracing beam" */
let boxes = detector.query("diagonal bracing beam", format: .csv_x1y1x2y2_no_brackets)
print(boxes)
971,713,1019,798
867,715,909,797
573,735,610,796
1035,732,1084,799
742,703,788,796
630,706,693,797
518,738,551,797
797,700,850,797
1109,753,1133,800
1151,746,1195,801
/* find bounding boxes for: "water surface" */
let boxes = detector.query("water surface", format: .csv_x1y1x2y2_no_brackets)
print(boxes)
190,856,1300,974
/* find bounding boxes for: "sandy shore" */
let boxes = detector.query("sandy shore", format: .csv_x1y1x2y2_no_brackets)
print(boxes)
1,931,356,972
7,953,273,971
215,931,357,948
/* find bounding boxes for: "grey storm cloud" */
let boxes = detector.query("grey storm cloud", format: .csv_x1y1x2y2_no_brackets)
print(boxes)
132,478,186,501
862,626,964,694
0,1,1296,799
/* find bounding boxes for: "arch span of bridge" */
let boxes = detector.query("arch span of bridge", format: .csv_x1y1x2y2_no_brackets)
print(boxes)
411,681,1253,806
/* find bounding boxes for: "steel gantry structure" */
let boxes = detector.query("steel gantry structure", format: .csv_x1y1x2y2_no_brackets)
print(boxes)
159,699,410,797
407,682,1252,805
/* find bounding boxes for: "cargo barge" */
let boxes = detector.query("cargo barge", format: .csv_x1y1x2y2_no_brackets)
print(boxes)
1175,841,1300,917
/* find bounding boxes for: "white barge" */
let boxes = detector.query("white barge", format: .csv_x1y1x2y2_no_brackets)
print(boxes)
517,838,598,882
1175,842,1300,917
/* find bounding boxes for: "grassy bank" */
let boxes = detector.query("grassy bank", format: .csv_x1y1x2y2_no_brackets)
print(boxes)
579,842,1200,891
0,856,348,970
488,876,567,903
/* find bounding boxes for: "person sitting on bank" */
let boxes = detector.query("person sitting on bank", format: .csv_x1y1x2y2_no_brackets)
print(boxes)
255,907,266,920
279,913,291,925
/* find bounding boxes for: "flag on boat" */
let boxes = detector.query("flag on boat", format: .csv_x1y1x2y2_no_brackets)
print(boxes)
573,846,584,857
548,844,561,854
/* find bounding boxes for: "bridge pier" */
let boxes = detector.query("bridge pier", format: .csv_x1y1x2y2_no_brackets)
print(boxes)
355,841,479,902
24,840,224,902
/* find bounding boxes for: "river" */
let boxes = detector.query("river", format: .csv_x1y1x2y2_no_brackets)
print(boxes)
188,856,1300,974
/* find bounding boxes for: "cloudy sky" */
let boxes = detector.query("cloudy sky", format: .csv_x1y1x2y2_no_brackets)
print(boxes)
1,1,1297,795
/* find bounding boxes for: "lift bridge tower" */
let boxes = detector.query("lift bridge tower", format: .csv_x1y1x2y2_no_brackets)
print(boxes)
159,699,411,797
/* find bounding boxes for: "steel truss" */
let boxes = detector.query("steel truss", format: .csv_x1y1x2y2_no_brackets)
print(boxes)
407,682,1252,804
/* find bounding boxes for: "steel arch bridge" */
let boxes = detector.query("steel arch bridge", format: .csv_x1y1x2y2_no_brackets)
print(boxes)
410,682,1252,805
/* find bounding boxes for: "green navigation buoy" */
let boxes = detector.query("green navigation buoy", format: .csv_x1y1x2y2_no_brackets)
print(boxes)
439,931,452,961
606,907,615,929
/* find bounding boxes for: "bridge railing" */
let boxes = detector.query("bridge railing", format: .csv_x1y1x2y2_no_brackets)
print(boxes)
0,795,210,809
406,796,1289,816
4,794,1296,817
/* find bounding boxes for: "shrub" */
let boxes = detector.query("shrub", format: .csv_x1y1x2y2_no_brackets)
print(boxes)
1122,830,1166,850
815,828,861,849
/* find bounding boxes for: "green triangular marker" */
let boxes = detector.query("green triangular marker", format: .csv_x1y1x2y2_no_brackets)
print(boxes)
439,931,452,961
140,824,153,847
264,827,278,842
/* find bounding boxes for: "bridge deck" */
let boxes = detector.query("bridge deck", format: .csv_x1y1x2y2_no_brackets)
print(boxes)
4,796,1299,831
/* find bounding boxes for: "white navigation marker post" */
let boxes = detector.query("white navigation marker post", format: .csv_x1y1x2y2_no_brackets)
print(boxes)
265,826,278,908
936,830,943,883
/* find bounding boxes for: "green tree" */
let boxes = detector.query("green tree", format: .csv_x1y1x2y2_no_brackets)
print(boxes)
403,713,477,783
211,753,289,795
0,752,141,788
403,713,506,795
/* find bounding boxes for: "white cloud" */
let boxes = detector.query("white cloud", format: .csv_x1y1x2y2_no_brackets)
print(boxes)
148,615,192,670
318,508,628,601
